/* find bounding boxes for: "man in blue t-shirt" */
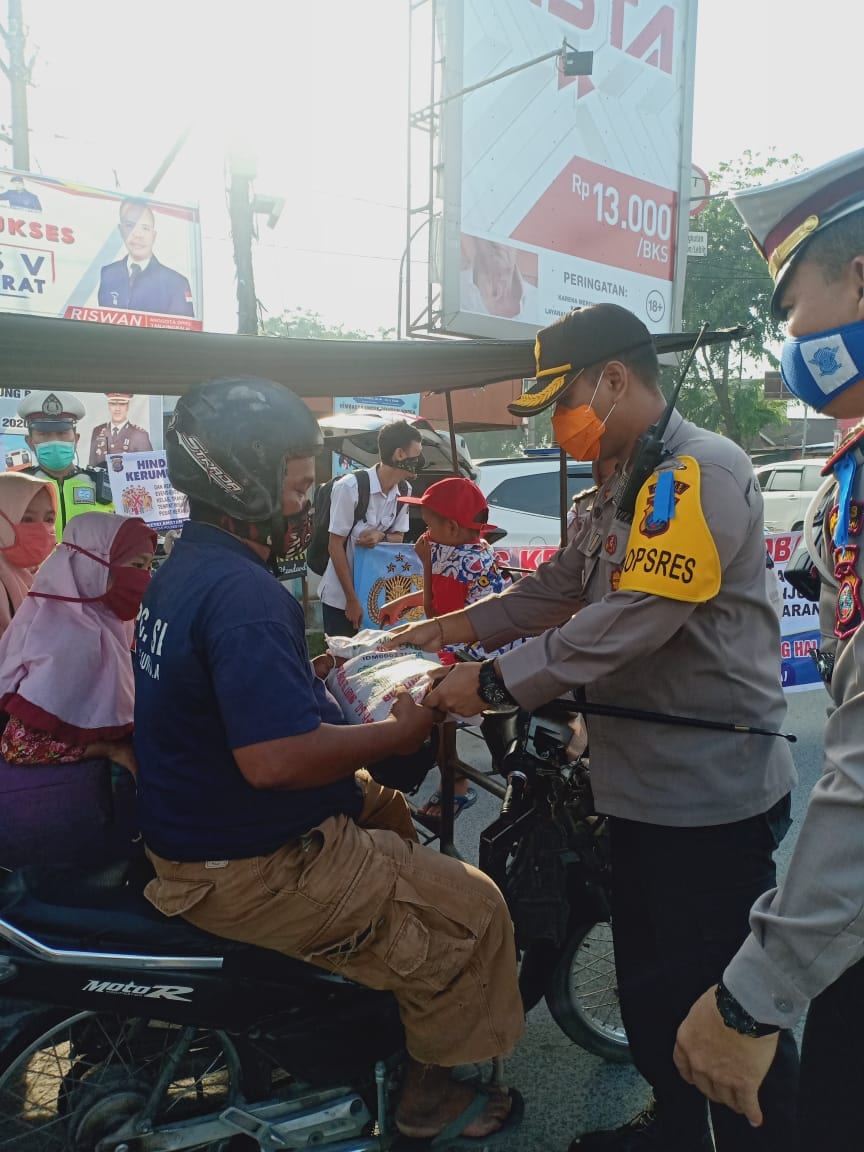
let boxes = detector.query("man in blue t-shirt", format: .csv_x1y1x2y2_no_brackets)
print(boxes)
134,377,523,1146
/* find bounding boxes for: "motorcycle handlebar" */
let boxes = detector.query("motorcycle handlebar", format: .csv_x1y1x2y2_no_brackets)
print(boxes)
502,770,528,816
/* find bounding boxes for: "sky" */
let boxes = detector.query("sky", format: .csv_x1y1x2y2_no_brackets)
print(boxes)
0,0,857,336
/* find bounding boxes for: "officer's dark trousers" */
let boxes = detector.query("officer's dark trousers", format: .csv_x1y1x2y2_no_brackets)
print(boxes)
798,953,864,1149
609,796,799,1151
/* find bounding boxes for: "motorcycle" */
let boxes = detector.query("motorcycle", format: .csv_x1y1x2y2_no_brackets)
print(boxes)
0,855,410,1150
474,702,630,1065
0,698,624,1150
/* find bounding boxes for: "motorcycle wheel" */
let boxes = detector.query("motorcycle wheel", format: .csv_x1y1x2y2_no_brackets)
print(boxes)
545,921,632,1063
0,1009,247,1150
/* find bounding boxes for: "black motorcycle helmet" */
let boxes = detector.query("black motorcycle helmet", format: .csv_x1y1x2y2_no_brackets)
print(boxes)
166,376,322,555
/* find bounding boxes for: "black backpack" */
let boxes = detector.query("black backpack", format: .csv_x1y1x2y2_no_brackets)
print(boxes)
306,470,409,576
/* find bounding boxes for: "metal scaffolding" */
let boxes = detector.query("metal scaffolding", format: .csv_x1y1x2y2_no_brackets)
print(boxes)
402,0,447,339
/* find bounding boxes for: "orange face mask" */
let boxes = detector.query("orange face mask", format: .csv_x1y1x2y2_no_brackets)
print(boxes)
551,371,615,461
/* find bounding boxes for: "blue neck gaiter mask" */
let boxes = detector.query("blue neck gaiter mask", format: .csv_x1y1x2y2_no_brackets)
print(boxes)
780,319,864,411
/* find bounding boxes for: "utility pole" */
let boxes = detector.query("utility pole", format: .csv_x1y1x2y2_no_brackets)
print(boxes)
228,146,258,336
0,0,33,169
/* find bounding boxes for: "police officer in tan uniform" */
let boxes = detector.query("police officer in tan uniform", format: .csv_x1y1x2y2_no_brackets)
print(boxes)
390,303,798,1151
675,149,864,1151
567,458,619,545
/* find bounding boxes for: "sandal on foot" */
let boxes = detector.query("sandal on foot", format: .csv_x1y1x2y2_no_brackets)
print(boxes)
430,1087,525,1150
419,789,478,824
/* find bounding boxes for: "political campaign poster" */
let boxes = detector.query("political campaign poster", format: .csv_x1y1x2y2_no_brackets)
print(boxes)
0,168,203,331
766,531,822,693
353,543,424,631
107,451,189,532
438,0,697,338
0,387,156,474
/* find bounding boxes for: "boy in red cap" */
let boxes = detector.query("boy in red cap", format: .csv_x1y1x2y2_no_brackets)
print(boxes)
381,476,511,819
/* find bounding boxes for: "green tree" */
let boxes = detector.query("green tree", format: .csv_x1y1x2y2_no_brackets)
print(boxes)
679,151,802,446
263,307,393,342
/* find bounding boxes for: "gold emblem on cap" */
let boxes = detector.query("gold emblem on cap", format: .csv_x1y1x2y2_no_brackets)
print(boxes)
768,214,820,280
510,372,569,411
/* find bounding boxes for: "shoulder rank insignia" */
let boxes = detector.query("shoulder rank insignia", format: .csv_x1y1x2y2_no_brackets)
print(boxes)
619,456,720,603
823,421,864,475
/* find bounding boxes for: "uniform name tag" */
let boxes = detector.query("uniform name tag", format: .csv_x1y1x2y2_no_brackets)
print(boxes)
72,486,95,505
619,456,720,603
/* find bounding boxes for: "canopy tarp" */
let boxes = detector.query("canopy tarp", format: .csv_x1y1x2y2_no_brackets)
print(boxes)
0,314,535,398
0,314,750,399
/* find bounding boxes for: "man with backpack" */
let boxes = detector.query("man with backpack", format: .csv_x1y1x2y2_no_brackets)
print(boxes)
315,420,424,636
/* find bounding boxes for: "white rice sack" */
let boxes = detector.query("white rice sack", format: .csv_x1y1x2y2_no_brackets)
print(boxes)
327,649,441,725
326,628,403,661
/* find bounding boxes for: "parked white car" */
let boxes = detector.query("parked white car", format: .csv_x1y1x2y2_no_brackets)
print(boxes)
475,455,595,549
754,458,828,534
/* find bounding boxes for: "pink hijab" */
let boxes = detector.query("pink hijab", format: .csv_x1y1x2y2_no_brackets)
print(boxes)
0,512,156,743
0,473,57,637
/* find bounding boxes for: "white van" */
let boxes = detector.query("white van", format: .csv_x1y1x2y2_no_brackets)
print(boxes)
755,459,828,533
475,455,595,549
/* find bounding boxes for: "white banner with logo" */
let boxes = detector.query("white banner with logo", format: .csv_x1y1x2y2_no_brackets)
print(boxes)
0,388,157,473
107,451,189,532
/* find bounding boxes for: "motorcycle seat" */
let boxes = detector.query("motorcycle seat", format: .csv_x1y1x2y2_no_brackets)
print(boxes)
0,860,360,986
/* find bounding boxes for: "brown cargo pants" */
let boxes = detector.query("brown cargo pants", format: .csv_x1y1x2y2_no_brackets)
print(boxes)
144,770,525,1067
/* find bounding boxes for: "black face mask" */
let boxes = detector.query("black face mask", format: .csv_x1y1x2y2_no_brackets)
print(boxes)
282,501,313,562
392,451,426,476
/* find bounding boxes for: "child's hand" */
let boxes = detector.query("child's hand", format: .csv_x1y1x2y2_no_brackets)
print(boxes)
414,533,432,565
378,603,404,628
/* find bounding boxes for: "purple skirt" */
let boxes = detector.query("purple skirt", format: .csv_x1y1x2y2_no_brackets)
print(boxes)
0,758,139,868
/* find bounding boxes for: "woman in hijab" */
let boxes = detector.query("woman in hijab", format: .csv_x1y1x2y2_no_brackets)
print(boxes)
0,472,58,636
0,512,156,772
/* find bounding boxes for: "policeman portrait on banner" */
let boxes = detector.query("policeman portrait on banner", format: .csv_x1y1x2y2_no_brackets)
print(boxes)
88,393,153,467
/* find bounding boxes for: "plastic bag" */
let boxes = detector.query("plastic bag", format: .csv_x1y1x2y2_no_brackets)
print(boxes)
327,648,441,725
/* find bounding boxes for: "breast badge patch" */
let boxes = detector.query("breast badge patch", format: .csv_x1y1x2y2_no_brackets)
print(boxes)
835,571,862,640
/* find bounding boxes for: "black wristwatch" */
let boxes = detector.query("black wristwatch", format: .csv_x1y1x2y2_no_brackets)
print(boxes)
477,661,517,709
715,982,779,1037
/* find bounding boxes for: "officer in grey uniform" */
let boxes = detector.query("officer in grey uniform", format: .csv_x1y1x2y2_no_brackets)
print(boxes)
566,458,619,545
675,149,864,1151
392,303,799,1152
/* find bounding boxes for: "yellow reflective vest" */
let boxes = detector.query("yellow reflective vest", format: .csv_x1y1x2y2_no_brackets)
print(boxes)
25,467,115,540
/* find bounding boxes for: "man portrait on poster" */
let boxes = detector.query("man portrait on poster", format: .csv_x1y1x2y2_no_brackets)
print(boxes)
0,175,42,211
88,392,152,467
98,199,195,317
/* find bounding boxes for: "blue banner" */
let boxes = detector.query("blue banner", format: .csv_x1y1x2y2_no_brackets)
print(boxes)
352,543,423,630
